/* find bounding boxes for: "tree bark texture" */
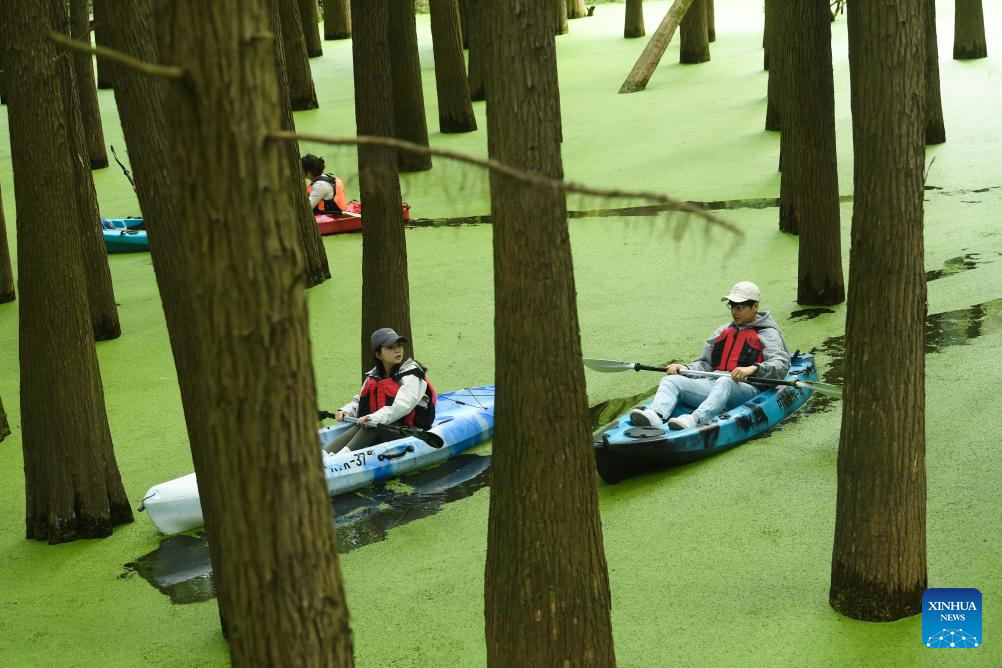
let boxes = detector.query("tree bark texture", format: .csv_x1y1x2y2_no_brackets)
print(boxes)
679,0,710,63
624,0,645,38
467,0,486,100
483,1,616,665
298,0,324,56
764,0,781,130
430,0,477,133
567,0,588,20
352,0,415,374
157,0,354,661
388,0,433,172
68,0,108,169
458,0,470,48
0,46,7,103
706,0,715,42
923,0,946,144
618,0,697,93
1,183,15,303
2,0,132,544
831,0,928,622
554,0,569,35
93,18,114,88
0,394,10,442
779,0,844,305
323,0,352,39
953,0,987,59
57,3,121,341
280,0,320,109
269,0,332,287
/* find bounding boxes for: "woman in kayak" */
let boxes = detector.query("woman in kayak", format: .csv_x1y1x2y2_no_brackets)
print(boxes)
301,153,349,216
323,327,437,454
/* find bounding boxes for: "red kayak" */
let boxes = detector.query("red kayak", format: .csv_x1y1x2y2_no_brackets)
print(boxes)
315,201,411,236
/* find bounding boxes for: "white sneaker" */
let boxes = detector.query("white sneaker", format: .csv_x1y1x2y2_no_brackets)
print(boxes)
629,408,663,427
667,413,698,430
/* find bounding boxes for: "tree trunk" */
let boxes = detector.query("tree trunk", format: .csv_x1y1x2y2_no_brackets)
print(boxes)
483,1,616,665
388,0,433,172
1,183,14,303
779,0,844,305
762,0,770,70
624,0,645,38
323,0,351,39
953,0,987,59
764,0,781,130
706,0,715,42
0,394,10,442
156,0,354,661
467,0,486,101
93,20,113,89
0,46,7,103
2,0,132,544
57,2,121,341
554,0,569,35
430,0,477,133
679,0,710,63
458,0,470,48
298,0,324,56
279,0,319,110
619,0,697,93
69,0,108,169
270,0,332,287
567,0,587,20
924,0,946,144
352,0,415,374
830,0,927,621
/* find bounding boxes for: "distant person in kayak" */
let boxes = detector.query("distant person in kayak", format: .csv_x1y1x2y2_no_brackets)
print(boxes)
323,328,437,454
301,153,349,216
630,281,791,430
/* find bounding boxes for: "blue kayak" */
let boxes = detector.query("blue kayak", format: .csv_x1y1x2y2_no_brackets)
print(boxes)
140,385,496,534
593,353,817,483
101,218,148,253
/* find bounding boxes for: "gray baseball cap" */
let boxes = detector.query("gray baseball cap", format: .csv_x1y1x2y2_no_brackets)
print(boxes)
370,327,409,352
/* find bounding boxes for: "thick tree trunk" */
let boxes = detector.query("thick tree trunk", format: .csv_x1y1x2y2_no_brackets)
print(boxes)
706,0,715,41
93,20,113,89
352,0,415,374
467,0,486,100
483,1,616,665
157,0,354,661
430,0,477,133
830,0,927,621
279,0,319,110
625,0,645,38
270,0,331,287
953,0,987,60
298,0,323,56
679,0,710,63
458,0,470,48
69,0,108,169
1,184,14,303
554,0,569,35
0,47,7,103
567,0,588,20
779,0,844,305
924,0,946,144
323,0,351,39
0,394,9,442
56,4,121,341
2,0,132,544
388,0,433,172
764,0,781,130
619,0,697,93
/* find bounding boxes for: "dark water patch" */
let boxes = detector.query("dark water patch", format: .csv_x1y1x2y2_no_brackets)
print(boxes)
789,307,835,320
926,253,987,282
124,454,492,604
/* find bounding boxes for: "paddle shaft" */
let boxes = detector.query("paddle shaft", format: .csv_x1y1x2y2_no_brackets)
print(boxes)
319,411,444,447
630,363,829,394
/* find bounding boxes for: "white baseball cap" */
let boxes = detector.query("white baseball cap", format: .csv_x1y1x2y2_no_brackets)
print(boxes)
721,281,761,303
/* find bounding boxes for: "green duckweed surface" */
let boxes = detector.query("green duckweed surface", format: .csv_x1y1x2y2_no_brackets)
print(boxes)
2,1,1001,665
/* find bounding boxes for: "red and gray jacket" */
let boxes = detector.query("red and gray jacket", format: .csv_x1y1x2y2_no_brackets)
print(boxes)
688,311,791,380
353,358,436,428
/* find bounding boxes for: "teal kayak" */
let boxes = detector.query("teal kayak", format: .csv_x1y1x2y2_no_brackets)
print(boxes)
101,218,148,253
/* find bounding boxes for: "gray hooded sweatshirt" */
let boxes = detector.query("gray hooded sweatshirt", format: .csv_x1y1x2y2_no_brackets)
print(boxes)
687,311,791,380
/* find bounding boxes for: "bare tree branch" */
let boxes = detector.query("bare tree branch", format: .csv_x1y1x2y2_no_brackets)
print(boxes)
47,31,184,79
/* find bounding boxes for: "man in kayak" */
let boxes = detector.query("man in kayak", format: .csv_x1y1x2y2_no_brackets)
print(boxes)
302,153,349,216
630,281,791,430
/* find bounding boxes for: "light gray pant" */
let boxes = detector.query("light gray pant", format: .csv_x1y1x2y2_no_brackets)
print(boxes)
323,424,386,454
650,375,759,424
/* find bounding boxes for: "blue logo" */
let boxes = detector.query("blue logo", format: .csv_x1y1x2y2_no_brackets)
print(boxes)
923,588,981,648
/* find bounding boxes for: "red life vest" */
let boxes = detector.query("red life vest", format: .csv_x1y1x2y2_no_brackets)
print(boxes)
357,366,436,428
710,325,765,372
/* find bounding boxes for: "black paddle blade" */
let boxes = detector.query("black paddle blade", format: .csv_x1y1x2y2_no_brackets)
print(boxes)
401,427,445,449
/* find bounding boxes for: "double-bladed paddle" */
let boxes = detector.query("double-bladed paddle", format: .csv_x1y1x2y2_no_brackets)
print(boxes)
582,358,842,398
318,410,444,448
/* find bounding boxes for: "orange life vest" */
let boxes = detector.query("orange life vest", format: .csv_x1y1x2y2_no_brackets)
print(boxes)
307,174,348,215
710,325,765,372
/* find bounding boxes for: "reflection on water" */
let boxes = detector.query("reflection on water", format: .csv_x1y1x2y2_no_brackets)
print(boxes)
124,454,492,604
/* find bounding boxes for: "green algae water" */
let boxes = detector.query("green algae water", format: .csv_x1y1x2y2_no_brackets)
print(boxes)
3,1,1002,665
